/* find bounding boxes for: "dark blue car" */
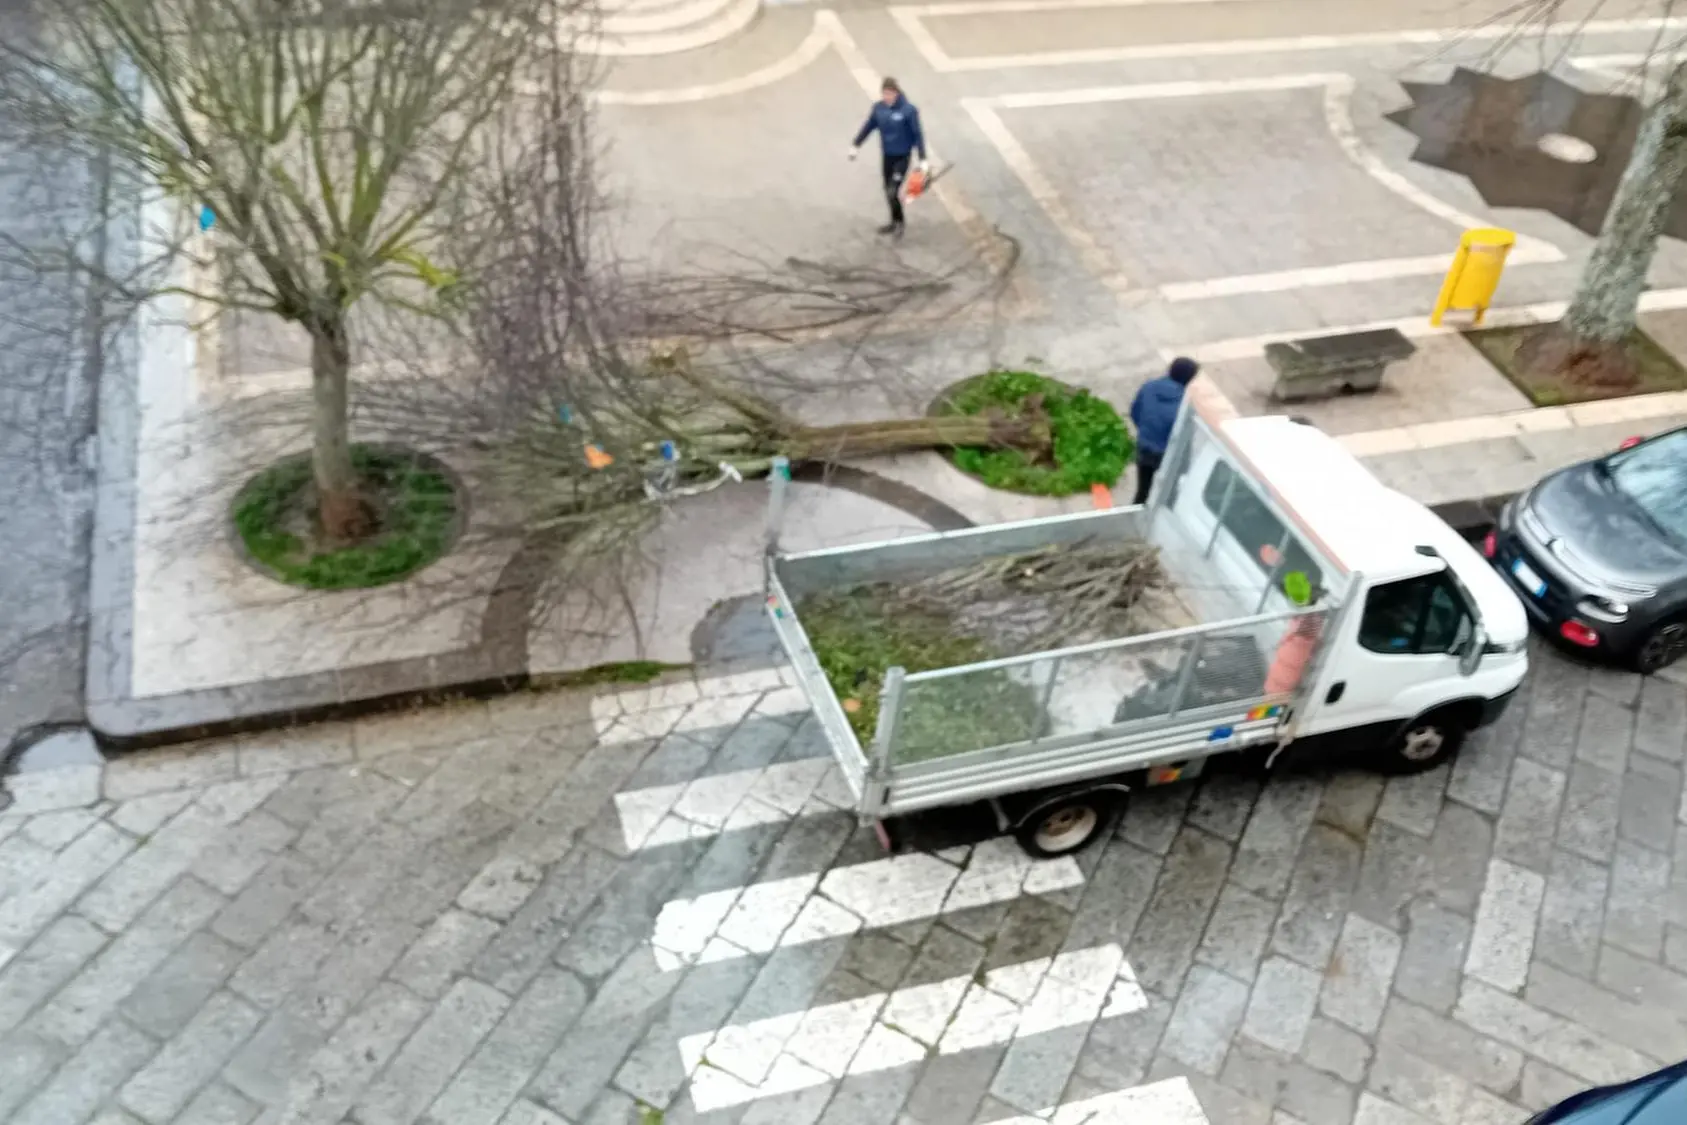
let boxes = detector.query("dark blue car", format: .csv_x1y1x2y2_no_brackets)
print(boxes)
1530,1060,1687,1124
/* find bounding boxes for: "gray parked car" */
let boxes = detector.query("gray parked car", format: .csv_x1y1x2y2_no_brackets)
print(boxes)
1486,424,1687,673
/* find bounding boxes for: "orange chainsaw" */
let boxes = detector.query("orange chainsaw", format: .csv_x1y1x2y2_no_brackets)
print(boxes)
902,160,954,203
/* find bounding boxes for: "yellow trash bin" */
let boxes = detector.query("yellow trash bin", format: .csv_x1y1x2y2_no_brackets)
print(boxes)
1431,228,1516,326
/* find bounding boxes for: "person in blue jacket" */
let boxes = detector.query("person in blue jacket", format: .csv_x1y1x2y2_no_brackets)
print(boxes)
1129,357,1199,505
849,77,928,237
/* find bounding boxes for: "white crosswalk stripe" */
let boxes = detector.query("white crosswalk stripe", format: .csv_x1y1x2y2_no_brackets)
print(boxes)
680,943,1148,1110
649,839,1086,970
612,758,842,852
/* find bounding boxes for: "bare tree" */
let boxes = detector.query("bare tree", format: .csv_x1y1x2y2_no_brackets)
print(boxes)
358,52,1032,598
1502,0,1687,380
1557,59,1687,372
0,0,571,537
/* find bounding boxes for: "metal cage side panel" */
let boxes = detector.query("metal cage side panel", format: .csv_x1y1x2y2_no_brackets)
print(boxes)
763,562,870,805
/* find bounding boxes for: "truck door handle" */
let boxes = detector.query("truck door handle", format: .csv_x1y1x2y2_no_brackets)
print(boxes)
1326,682,1346,704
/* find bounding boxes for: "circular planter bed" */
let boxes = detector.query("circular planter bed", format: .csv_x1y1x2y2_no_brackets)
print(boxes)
230,444,465,590
932,370,1133,496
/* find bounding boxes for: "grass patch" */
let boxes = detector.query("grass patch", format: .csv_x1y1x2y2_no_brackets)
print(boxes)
936,369,1132,496
1464,322,1687,406
231,445,461,590
547,661,681,687
800,588,1042,763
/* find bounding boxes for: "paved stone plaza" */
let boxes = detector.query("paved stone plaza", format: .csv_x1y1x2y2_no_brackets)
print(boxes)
16,0,1687,1120
112,0,1687,722
4,645,1687,1125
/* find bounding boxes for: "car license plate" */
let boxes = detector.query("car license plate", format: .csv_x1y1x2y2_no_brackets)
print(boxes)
1511,557,1548,599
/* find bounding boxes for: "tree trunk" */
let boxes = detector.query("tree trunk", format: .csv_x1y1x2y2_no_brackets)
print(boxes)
309,316,373,540
782,414,1049,461
1563,61,1687,345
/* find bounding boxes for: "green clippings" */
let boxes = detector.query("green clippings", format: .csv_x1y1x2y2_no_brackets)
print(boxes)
230,445,460,590
938,369,1133,496
799,588,1041,764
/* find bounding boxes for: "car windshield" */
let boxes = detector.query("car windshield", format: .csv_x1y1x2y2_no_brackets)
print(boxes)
1605,430,1687,545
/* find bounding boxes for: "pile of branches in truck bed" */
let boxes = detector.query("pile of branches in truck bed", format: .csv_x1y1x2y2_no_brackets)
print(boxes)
798,540,1175,748
908,540,1173,654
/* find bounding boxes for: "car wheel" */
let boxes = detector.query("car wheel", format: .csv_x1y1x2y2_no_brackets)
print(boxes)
1013,792,1119,859
1632,619,1687,675
1377,713,1466,775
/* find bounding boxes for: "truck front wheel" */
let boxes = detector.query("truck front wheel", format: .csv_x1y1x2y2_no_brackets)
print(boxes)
1379,712,1466,775
1014,792,1120,858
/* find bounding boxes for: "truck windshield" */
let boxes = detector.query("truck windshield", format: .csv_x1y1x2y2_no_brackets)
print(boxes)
1606,430,1687,545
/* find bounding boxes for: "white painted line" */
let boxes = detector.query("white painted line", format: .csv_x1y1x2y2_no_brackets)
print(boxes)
888,5,955,73
895,15,1687,73
680,941,1146,1109
595,15,832,104
997,1077,1213,1125
1334,390,1687,458
1319,78,1558,261
964,73,1561,304
1157,245,1561,303
650,837,1085,969
1571,51,1687,79
972,71,1340,108
960,100,1130,290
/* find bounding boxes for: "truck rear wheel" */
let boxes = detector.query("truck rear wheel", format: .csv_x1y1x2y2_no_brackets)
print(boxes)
1014,792,1120,858
1378,712,1466,775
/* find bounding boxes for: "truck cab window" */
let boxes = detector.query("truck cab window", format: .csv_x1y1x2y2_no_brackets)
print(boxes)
1359,574,1472,655
1200,462,1324,590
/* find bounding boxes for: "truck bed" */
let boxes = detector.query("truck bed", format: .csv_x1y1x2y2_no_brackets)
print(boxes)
768,504,1330,817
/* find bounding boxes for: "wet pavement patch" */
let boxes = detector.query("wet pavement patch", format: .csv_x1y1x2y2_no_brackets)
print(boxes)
1388,67,1687,239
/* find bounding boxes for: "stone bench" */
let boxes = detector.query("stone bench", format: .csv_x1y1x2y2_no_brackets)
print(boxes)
1264,328,1417,403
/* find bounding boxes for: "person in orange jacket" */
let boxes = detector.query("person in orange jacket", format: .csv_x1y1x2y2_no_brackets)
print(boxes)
1265,573,1323,696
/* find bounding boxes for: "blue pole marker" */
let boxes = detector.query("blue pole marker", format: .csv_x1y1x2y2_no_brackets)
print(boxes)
557,403,574,424
198,205,215,232
659,440,678,462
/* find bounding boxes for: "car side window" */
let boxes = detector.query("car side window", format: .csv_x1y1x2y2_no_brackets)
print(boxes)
1420,580,1472,653
1360,574,1472,655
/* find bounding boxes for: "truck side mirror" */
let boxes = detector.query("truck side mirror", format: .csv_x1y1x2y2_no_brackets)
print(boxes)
1458,624,1486,676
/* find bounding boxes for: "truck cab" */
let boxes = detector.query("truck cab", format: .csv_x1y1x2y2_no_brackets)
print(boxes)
1174,412,1530,770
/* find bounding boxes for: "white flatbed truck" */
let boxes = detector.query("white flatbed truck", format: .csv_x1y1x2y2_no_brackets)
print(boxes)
765,388,1531,857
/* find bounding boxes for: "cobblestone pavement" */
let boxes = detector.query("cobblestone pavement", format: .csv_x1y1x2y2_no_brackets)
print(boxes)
2,644,1685,1125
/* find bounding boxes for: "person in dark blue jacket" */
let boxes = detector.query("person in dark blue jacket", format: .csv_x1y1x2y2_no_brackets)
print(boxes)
1129,357,1199,505
849,77,928,237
